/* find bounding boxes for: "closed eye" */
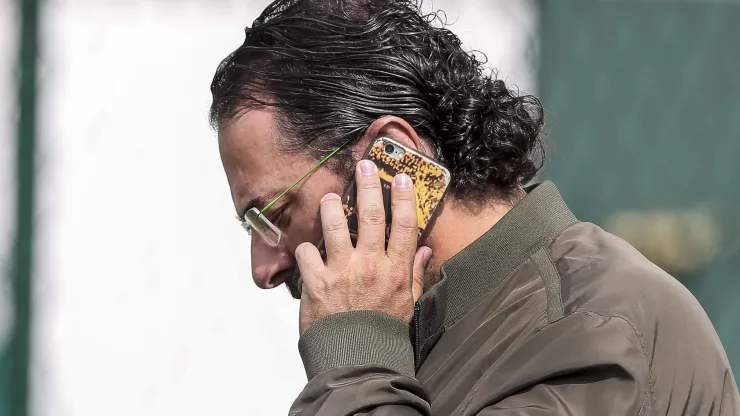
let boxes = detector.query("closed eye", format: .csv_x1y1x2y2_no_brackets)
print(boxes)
269,206,287,227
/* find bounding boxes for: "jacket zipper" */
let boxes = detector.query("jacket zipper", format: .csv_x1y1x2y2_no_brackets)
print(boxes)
413,301,421,367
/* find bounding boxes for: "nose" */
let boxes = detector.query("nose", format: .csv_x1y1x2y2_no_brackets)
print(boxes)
250,236,295,289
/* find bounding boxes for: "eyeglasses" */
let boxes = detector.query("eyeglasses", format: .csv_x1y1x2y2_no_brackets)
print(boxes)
241,143,348,247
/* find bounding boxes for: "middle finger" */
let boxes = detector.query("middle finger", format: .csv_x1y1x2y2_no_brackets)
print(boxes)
355,160,386,254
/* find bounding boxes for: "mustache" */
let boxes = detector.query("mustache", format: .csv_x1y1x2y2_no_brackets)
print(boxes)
281,268,303,299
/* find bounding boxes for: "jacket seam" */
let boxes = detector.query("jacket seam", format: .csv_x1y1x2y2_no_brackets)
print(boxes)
532,247,565,323
574,309,656,416
326,373,403,389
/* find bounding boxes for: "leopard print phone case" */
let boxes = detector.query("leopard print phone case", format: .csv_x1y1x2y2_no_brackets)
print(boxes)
317,137,451,261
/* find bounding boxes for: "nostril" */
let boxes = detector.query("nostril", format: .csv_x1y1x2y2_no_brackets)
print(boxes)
253,272,275,289
254,270,288,290
268,270,291,289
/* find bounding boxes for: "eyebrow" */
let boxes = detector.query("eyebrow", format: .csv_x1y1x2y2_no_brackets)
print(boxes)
237,191,279,222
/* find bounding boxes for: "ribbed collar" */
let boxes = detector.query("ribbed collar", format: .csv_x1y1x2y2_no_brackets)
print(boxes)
415,181,578,364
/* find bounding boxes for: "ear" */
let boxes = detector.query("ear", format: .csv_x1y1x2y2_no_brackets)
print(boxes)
357,116,435,158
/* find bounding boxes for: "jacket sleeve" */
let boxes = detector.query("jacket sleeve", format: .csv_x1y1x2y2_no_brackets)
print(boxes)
289,311,431,416
471,311,651,415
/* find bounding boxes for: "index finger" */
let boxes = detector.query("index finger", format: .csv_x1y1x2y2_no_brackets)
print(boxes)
386,173,419,263
294,242,324,290
319,193,352,264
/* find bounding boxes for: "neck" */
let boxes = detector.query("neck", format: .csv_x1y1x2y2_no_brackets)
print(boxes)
422,194,522,286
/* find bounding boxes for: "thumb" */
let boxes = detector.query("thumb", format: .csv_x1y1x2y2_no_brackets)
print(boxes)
412,246,432,302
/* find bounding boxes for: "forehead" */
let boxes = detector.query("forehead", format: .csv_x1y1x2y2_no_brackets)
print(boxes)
217,108,314,211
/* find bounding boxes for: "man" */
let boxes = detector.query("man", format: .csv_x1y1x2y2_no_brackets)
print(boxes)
210,0,740,414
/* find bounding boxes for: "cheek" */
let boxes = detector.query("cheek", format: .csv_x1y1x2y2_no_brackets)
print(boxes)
289,173,348,246
285,209,323,249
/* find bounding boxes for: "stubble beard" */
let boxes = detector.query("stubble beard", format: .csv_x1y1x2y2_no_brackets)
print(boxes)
422,260,442,294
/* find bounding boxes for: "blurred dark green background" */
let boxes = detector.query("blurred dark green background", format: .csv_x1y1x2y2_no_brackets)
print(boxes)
540,0,740,372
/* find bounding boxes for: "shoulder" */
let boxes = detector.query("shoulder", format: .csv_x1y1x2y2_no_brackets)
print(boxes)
548,221,711,338
544,222,736,412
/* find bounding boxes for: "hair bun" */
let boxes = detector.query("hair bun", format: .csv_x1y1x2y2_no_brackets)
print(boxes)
433,76,544,200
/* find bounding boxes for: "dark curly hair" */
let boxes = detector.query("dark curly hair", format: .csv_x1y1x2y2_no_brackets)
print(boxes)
210,0,545,202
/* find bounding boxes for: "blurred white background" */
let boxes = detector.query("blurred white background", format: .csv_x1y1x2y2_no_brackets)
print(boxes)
1,0,537,414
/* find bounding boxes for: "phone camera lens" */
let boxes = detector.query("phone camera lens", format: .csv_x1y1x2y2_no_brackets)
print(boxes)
384,144,395,154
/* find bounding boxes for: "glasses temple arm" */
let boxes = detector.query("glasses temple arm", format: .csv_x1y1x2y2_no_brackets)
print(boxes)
261,142,349,214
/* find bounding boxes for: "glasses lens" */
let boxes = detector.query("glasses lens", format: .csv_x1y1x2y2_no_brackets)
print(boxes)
244,207,282,247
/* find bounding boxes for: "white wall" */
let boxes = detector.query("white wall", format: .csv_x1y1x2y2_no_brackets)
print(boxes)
17,1,537,415
422,0,538,94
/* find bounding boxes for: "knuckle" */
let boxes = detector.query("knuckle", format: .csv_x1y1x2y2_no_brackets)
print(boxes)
361,206,386,226
323,218,347,233
391,204,418,229
393,272,410,290
393,187,416,201
361,259,381,281
359,179,380,191
394,214,418,232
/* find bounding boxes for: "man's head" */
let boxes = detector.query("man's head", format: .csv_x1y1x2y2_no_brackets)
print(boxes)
211,0,545,298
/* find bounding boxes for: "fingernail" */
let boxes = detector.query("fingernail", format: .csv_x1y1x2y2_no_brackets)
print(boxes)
359,160,376,176
395,174,411,188
321,193,341,203
422,247,432,265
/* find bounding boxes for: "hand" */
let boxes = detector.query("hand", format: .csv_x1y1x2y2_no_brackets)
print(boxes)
295,160,433,334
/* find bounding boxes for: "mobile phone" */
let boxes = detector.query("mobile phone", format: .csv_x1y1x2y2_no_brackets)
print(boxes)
316,136,451,261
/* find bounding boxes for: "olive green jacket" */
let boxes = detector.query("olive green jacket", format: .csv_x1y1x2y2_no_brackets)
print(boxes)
290,182,739,415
